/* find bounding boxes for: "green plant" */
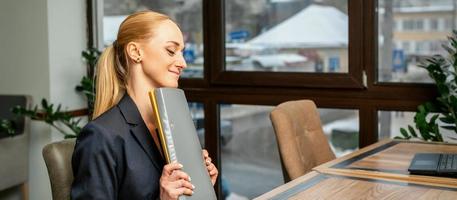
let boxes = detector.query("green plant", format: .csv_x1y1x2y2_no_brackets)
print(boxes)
0,119,15,135
0,48,100,138
76,48,101,117
397,30,457,142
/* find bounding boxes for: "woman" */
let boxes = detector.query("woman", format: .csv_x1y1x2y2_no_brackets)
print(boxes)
71,10,218,200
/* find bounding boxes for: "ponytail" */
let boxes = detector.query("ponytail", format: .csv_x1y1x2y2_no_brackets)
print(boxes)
92,45,125,119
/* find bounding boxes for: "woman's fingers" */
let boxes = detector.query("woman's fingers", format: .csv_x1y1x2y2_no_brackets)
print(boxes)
205,157,212,165
162,162,183,176
170,170,191,181
176,187,194,196
201,150,218,185
160,162,198,199
163,184,193,199
208,163,218,176
170,179,195,190
207,163,215,172
202,149,209,158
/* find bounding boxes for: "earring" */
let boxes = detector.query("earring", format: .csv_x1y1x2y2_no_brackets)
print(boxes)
136,57,141,63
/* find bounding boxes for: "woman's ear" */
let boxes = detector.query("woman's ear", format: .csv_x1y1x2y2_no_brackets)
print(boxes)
126,42,143,63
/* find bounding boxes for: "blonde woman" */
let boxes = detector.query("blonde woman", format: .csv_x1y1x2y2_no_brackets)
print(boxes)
71,11,218,200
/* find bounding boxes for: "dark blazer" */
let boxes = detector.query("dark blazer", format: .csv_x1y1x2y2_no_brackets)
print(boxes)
71,94,165,200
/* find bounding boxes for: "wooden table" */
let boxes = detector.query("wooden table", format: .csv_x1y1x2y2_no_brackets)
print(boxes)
255,139,457,200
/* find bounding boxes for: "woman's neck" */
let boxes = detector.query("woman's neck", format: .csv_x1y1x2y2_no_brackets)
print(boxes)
126,77,157,132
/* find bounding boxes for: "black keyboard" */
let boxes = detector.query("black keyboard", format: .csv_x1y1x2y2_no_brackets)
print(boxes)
438,154,457,171
409,153,457,177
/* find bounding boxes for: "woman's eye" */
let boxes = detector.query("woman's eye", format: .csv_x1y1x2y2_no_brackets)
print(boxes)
166,49,176,56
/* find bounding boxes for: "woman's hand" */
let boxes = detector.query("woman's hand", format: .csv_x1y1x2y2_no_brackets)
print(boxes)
202,149,218,185
160,162,194,200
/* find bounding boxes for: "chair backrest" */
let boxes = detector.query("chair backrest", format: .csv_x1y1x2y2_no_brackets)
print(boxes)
0,95,30,192
42,139,76,200
270,100,335,182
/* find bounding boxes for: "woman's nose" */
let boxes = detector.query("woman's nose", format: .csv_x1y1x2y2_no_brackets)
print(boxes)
177,54,187,69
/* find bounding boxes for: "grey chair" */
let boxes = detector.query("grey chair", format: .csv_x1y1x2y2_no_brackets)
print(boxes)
0,95,31,200
42,139,76,200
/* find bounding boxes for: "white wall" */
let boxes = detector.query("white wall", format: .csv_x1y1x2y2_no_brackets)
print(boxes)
0,0,87,199
47,0,87,141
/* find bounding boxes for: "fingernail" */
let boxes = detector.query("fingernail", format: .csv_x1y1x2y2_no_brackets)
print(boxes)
189,177,192,181
192,191,194,195
192,184,195,189
179,164,183,168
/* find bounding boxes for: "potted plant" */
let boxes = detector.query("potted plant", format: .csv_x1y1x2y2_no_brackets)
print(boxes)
397,30,457,142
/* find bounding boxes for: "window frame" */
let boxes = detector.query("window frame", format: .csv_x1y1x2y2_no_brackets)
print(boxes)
203,0,365,89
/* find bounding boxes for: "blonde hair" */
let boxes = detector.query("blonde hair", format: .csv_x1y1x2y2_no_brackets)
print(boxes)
93,10,171,119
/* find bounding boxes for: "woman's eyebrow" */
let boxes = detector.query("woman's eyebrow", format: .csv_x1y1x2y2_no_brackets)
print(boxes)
166,41,186,52
166,41,182,48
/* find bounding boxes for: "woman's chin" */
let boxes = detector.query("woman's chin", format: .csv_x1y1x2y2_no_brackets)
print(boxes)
159,80,179,88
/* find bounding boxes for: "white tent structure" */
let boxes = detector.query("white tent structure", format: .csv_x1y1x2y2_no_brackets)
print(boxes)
248,4,348,49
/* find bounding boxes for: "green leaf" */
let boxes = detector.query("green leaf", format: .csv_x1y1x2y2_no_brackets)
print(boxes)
418,105,426,113
400,128,409,138
450,96,457,107
430,114,439,125
0,119,16,135
41,99,48,108
437,83,450,96
408,125,417,137
64,134,77,139
440,116,455,124
424,102,439,112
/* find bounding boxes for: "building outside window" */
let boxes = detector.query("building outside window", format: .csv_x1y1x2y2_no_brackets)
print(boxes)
378,0,456,83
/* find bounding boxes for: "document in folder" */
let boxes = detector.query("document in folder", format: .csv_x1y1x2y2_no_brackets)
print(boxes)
148,88,217,200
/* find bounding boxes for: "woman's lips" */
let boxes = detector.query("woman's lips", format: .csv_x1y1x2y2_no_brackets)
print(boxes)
169,70,180,77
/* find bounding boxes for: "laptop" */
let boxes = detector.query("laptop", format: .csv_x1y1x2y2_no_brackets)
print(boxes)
408,153,457,177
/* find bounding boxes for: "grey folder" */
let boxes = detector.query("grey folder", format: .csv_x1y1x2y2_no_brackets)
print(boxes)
148,88,217,200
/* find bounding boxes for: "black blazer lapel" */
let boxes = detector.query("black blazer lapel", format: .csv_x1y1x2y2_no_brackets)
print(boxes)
130,123,163,172
117,93,164,172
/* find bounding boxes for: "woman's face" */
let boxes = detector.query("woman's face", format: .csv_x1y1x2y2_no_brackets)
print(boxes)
140,20,187,88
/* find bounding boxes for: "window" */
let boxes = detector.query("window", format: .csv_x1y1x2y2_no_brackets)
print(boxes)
188,102,205,148
225,0,349,73
377,0,452,83
402,20,412,31
379,111,456,142
219,104,282,199
212,0,363,88
430,18,439,30
445,18,453,30
415,19,424,31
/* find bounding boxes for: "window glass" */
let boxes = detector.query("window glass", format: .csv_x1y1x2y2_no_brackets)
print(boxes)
225,0,348,73
377,0,455,83
188,102,205,148
103,0,204,78
378,111,456,142
320,108,359,157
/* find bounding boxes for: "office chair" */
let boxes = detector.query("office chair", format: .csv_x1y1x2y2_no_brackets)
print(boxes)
270,100,335,182
42,139,76,200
